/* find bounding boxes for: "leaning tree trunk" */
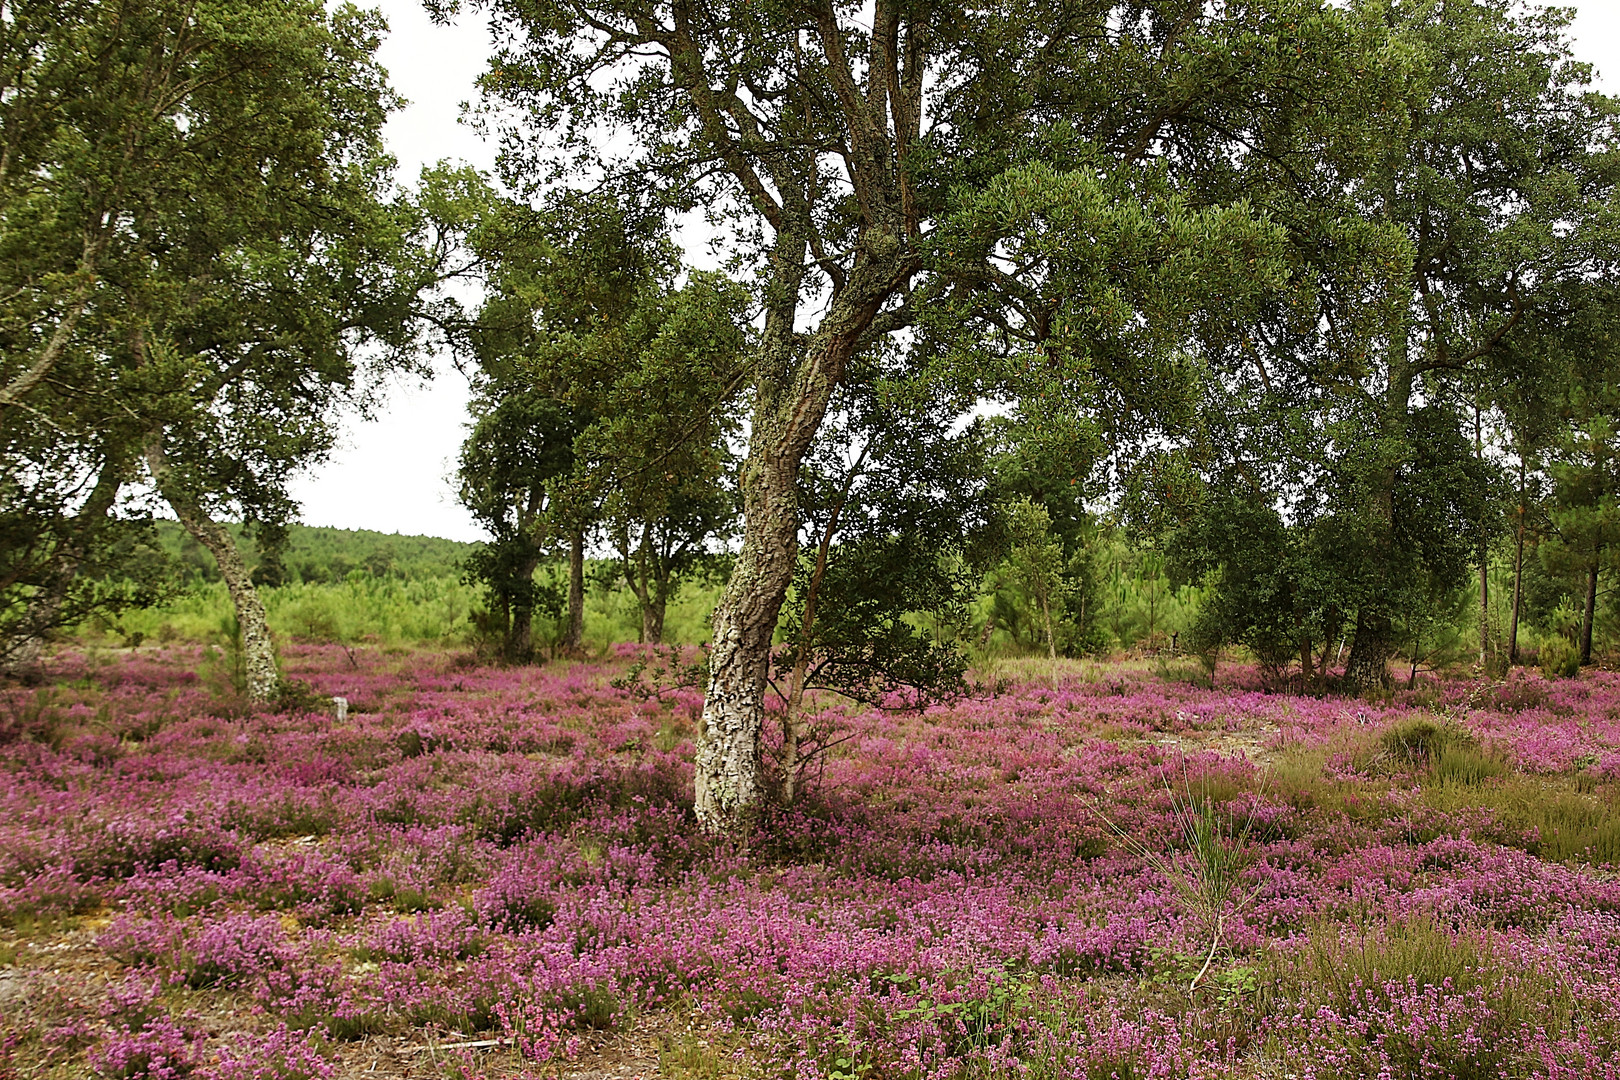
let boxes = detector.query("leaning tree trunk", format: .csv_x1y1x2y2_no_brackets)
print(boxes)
694,241,903,834
562,529,585,656
145,443,278,703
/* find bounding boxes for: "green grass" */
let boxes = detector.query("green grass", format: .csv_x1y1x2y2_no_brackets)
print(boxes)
1253,915,1613,1080
1421,775,1620,865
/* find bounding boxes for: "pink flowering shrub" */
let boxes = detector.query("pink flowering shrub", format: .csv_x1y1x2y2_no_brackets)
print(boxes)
197,1026,333,1080
3,645,1620,1077
88,1018,202,1079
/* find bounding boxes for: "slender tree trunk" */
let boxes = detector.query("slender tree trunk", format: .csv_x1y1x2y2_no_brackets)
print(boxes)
779,441,869,808
1039,589,1058,675
1581,558,1598,667
781,647,810,808
695,243,902,834
563,529,585,656
1510,450,1526,663
1476,401,1489,665
146,443,278,703
1,455,126,676
624,526,663,645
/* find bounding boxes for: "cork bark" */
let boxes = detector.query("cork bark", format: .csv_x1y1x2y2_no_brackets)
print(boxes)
146,442,279,703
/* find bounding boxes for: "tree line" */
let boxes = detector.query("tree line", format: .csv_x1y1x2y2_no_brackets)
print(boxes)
5,0,1620,834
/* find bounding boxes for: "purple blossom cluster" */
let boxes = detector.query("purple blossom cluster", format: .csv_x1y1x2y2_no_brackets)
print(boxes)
2,645,1619,1077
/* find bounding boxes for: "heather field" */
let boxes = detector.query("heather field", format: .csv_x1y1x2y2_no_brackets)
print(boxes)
4,648,1620,1080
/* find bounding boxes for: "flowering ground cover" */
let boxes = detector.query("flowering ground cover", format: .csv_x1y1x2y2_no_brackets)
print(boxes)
3,645,1620,1079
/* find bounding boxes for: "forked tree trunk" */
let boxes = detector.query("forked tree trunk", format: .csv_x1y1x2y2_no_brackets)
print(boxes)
146,443,278,703
694,242,902,834
562,529,585,656
1038,589,1058,684
622,528,667,645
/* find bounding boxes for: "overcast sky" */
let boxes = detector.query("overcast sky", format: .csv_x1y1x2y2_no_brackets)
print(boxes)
286,1,1620,543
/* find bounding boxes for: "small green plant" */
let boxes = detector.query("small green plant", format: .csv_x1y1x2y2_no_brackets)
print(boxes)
610,644,709,700
1380,717,1453,766
1434,743,1507,786
1539,636,1581,679
1095,767,1266,996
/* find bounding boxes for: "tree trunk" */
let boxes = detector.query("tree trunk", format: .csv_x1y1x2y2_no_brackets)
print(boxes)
623,526,662,645
562,529,585,656
146,443,278,703
694,241,903,834
1,454,126,676
696,435,803,832
1318,610,1341,677
506,553,541,663
643,599,665,646
1476,400,1489,665
1343,614,1393,694
781,649,809,808
1039,589,1058,681
1510,453,1526,664
1341,319,1411,697
1581,559,1598,667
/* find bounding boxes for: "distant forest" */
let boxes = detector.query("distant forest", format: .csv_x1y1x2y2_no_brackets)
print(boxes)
150,521,476,587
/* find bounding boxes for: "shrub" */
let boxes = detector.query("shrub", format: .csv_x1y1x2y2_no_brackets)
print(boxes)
88,1018,202,1079
1260,916,1611,1080
198,1026,333,1080
1379,717,1454,767
1540,637,1581,679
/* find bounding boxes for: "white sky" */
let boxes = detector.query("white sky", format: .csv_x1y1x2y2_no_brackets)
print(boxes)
287,0,1620,543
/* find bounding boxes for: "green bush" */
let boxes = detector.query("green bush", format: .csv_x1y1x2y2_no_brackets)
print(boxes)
1539,637,1581,679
